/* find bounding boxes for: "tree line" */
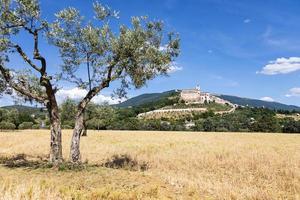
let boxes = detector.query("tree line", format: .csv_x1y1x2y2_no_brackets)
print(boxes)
62,102,300,133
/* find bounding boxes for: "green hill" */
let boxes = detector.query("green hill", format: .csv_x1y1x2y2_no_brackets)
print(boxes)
117,90,177,108
1,105,46,115
217,95,300,111
117,91,300,111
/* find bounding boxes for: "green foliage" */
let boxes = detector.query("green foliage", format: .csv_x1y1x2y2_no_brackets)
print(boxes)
0,108,19,124
192,107,283,133
60,98,76,128
86,105,116,130
0,0,47,103
0,121,16,130
62,125,73,129
32,124,40,129
18,122,33,129
48,4,179,97
280,118,300,133
17,113,34,124
132,91,180,113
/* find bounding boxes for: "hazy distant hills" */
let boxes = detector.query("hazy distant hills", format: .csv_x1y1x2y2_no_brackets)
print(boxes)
117,91,300,111
217,95,300,111
117,90,177,108
1,105,46,114
2,91,300,113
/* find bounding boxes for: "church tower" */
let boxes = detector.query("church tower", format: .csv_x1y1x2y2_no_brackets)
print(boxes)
196,85,201,93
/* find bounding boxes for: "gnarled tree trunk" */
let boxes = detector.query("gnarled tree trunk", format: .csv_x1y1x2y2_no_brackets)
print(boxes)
81,119,87,136
70,112,84,163
47,103,63,163
70,71,111,163
43,73,63,164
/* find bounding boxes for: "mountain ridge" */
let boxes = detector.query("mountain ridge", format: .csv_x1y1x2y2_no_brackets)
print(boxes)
117,90,300,111
2,91,299,112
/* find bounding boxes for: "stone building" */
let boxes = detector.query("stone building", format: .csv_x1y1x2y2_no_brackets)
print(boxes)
180,86,230,105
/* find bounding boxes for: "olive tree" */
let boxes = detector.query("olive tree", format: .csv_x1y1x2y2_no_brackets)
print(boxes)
0,0,63,163
49,3,180,163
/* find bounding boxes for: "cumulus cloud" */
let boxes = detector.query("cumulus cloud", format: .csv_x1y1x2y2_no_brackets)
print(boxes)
56,88,124,105
260,96,275,102
285,87,300,97
159,45,168,52
258,57,300,75
167,63,183,73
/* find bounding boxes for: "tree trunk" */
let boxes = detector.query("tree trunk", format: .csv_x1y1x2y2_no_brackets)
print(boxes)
81,120,87,136
47,103,63,164
49,116,63,163
70,83,108,163
70,113,84,163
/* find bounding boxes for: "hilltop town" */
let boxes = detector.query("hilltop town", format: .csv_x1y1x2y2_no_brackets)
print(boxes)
138,86,236,119
179,86,231,105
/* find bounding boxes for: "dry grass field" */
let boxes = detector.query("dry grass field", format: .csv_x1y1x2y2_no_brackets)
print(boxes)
0,130,299,200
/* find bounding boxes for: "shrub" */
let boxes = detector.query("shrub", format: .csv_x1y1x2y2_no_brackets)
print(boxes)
104,154,148,171
216,127,229,132
32,124,40,129
0,121,16,130
18,122,34,130
62,120,75,129
62,125,73,129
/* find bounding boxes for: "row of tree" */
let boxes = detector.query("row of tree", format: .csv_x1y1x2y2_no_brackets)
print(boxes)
0,107,40,129
1,100,299,134
59,101,300,133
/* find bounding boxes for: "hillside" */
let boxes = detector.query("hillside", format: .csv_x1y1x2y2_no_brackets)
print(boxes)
217,95,300,111
117,90,177,108
117,91,300,111
1,105,46,115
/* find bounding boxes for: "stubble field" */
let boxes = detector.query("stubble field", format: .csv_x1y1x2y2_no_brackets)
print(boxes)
0,130,299,200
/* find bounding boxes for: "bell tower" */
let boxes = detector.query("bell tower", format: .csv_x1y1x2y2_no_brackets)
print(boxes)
196,85,201,93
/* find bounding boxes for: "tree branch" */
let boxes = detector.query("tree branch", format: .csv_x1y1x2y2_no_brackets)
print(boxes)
76,64,116,115
12,44,41,72
0,64,46,104
0,23,24,30
32,30,46,74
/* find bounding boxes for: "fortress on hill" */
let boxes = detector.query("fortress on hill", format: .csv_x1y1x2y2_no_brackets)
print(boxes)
180,86,229,105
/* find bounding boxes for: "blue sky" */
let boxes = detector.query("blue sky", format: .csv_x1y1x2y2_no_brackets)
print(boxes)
2,0,300,106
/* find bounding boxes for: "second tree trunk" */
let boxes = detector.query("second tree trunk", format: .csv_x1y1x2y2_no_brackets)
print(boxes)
70,113,84,163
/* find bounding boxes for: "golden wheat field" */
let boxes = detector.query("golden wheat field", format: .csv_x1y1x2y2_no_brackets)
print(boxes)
0,130,299,200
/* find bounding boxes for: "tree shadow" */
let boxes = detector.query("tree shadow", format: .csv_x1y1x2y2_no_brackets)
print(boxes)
0,154,52,169
0,154,86,170
0,154,149,172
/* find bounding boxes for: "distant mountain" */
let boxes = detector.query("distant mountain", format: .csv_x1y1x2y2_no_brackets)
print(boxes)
117,90,177,107
1,105,46,114
3,92,300,112
117,91,300,111
217,95,300,111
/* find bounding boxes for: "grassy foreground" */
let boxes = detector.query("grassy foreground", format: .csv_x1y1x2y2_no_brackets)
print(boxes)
0,130,299,200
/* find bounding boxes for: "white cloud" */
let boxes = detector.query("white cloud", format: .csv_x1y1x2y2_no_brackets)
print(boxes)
56,88,124,105
243,19,251,23
167,63,183,73
258,57,300,75
286,87,300,97
159,45,168,52
260,96,275,102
